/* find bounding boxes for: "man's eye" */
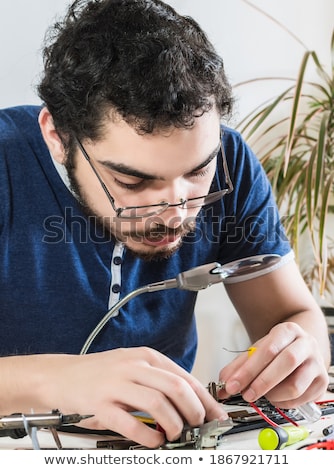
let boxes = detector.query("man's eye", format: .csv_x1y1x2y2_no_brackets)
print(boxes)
187,156,217,179
113,178,145,190
189,167,211,178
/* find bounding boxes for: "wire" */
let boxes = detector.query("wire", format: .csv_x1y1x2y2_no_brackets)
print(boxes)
274,407,299,427
249,402,299,428
222,347,257,354
249,402,278,427
299,439,334,450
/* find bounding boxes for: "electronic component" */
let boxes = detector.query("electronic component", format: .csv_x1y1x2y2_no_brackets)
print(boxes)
296,402,322,422
96,418,235,450
220,394,334,434
322,424,334,436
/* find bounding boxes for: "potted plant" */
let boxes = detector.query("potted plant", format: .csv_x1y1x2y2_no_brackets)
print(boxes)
236,28,334,302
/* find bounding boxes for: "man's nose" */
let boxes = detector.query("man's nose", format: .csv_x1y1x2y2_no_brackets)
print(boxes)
161,202,189,229
153,180,194,228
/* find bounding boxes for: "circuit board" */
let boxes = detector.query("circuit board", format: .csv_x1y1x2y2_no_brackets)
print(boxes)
222,395,334,435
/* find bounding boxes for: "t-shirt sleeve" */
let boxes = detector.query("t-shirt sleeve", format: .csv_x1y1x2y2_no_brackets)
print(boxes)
216,128,293,266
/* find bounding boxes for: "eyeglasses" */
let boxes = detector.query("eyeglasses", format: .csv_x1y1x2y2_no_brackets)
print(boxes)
75,134,233,219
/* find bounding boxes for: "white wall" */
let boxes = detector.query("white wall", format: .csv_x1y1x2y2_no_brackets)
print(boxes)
168,0,334,383
1,0,333,116
0,0,70,107
0,0,333,384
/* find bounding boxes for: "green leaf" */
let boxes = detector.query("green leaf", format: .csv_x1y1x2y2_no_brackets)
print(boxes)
285,51,312,174
237,28,334,297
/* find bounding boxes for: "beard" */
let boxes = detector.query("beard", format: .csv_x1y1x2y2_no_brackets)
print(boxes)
65,161,197,261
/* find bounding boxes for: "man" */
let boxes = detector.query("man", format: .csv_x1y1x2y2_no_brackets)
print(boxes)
0,0,330,448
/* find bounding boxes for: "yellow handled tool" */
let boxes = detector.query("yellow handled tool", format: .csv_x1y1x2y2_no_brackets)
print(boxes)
258,425,309,450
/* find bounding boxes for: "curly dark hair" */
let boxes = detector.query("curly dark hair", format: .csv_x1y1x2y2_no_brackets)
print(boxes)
38,0,233,146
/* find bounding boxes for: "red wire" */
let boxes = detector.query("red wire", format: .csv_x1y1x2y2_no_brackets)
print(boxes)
274,407,299,426
249,400,334,430
304,440,334,450
249,402,278,427
249,402,300,427
315,400,334,405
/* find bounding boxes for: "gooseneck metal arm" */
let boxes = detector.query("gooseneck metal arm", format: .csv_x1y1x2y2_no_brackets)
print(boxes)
80,255,281,355
80,262,226,354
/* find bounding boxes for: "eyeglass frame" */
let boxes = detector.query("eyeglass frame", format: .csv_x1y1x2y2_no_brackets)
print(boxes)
74,132,233,219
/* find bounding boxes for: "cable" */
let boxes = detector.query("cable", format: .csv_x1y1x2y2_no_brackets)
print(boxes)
274,407,299,427
299,439,334,450
249,402,278,427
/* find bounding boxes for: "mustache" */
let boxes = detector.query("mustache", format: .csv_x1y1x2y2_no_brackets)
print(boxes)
120,220,197,238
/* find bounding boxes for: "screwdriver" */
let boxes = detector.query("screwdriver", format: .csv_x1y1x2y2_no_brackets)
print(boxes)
258,425,309,450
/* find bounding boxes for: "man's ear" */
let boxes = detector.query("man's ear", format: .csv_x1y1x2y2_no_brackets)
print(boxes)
38,107,66,164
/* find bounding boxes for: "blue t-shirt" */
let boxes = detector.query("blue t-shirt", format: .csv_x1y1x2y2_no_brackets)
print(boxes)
0,105,291,371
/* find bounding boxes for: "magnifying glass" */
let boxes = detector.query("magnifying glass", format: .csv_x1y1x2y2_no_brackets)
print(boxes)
80,254,282,354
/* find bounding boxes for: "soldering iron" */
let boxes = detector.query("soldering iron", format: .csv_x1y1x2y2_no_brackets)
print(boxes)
0,410,92,439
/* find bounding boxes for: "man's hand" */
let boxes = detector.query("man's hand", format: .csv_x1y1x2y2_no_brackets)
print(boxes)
218,322,329,408
1,348,226,449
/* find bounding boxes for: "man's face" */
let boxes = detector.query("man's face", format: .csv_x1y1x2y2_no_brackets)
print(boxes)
66,109,221,260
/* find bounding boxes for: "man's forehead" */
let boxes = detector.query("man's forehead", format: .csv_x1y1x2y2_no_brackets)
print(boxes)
96,138,221,181
95,110,221,174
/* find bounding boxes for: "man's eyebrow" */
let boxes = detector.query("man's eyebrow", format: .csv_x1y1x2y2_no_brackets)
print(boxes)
98,160,161,180
97,141,221,180
189,142,221,174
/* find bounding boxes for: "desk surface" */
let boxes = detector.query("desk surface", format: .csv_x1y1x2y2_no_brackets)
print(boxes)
219,410,334,450
2,368,334,451
1,398,333,451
